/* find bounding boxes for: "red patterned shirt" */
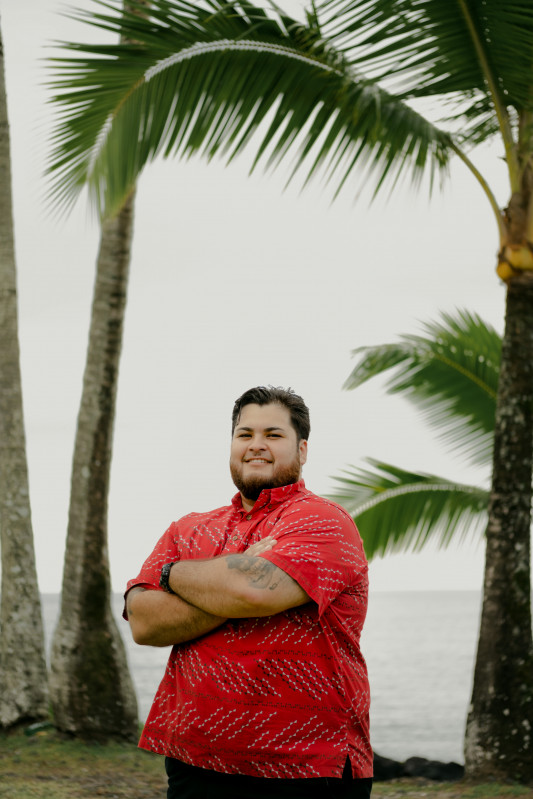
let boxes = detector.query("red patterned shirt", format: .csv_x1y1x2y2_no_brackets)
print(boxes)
125,480,372,779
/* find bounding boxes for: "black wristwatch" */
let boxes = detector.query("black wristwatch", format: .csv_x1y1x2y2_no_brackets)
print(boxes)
159,562,176,594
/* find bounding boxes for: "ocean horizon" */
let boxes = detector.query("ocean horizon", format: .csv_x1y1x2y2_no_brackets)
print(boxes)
40,590,482,765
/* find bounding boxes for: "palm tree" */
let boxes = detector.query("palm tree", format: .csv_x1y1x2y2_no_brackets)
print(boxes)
48,2,153,740
45,0,533,781
49,199,139,740
329,309,498,558
0,14,49,728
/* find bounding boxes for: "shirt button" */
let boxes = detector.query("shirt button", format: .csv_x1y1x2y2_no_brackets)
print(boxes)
246,514,252,520
232,535,239,542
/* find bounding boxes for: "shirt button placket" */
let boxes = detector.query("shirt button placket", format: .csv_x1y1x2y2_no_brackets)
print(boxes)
231,513,253,544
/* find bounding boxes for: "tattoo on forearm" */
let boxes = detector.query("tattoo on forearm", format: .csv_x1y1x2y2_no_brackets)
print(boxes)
226,556,282,590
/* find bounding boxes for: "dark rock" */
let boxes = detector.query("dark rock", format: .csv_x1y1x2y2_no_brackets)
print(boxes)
403,756,464,782
373,753,465,782
373,752,404,781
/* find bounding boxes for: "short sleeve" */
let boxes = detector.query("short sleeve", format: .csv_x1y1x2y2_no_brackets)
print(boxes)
124,522,181,598
258,498,368,615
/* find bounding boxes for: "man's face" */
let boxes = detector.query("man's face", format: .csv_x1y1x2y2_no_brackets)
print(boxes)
230,403,307,506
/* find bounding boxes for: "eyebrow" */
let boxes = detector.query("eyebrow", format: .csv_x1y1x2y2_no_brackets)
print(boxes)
235,426,286,433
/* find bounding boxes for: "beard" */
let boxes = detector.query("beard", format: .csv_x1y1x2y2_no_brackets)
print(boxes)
230,453,302,503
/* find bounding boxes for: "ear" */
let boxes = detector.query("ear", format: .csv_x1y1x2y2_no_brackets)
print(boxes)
299,440,308,466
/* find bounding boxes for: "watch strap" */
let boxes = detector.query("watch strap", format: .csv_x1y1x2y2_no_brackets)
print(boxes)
159,562,176,594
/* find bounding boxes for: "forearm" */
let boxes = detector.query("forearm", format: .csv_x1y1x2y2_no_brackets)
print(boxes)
126,586,227,647
168,553,310,618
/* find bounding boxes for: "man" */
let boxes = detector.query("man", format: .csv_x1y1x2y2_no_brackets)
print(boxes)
125,386,373,799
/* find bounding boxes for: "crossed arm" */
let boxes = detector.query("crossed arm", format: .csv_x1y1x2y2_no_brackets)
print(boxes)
126,537,311,647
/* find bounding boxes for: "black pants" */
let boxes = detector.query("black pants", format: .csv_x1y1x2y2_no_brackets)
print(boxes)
165,756,372,799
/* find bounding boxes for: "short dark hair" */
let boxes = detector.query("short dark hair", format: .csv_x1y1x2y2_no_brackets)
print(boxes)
232,386,310,442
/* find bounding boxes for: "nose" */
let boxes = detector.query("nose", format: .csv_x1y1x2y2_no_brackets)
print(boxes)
247,435,267,451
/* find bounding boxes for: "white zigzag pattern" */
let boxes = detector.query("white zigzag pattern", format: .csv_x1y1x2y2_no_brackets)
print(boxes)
178,648,281,697
258,658,331,700
257,616,322,646
286,721,346,753
226,710,278,741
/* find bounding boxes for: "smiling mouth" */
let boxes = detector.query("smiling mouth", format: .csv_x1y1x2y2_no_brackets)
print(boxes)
244,458,272,464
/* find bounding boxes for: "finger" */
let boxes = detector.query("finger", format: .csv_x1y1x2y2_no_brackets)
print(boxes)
245,537,275,554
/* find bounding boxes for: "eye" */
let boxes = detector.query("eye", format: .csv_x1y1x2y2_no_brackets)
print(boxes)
268,433,281,438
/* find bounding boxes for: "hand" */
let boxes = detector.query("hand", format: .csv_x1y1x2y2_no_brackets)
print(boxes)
244,536,276,557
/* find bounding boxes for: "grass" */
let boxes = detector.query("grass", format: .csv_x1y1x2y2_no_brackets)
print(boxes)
1,727,532,798
372,782,533,798
0,726,166,799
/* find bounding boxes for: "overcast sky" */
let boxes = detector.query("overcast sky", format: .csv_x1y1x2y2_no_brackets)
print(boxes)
1,0,513,594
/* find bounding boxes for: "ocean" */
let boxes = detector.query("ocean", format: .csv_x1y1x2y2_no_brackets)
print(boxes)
41,590,482,766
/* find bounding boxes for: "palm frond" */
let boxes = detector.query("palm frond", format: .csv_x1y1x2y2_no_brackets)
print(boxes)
343,309,501,467
329,459,488,559
45,0,452,218
316,0,533,113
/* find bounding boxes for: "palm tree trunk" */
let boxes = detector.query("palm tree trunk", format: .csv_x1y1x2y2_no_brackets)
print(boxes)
49,196,138,740
465,273,533,781
0,15,49,728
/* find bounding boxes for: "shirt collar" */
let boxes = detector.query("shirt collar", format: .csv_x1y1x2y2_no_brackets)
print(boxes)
231,479,306,514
